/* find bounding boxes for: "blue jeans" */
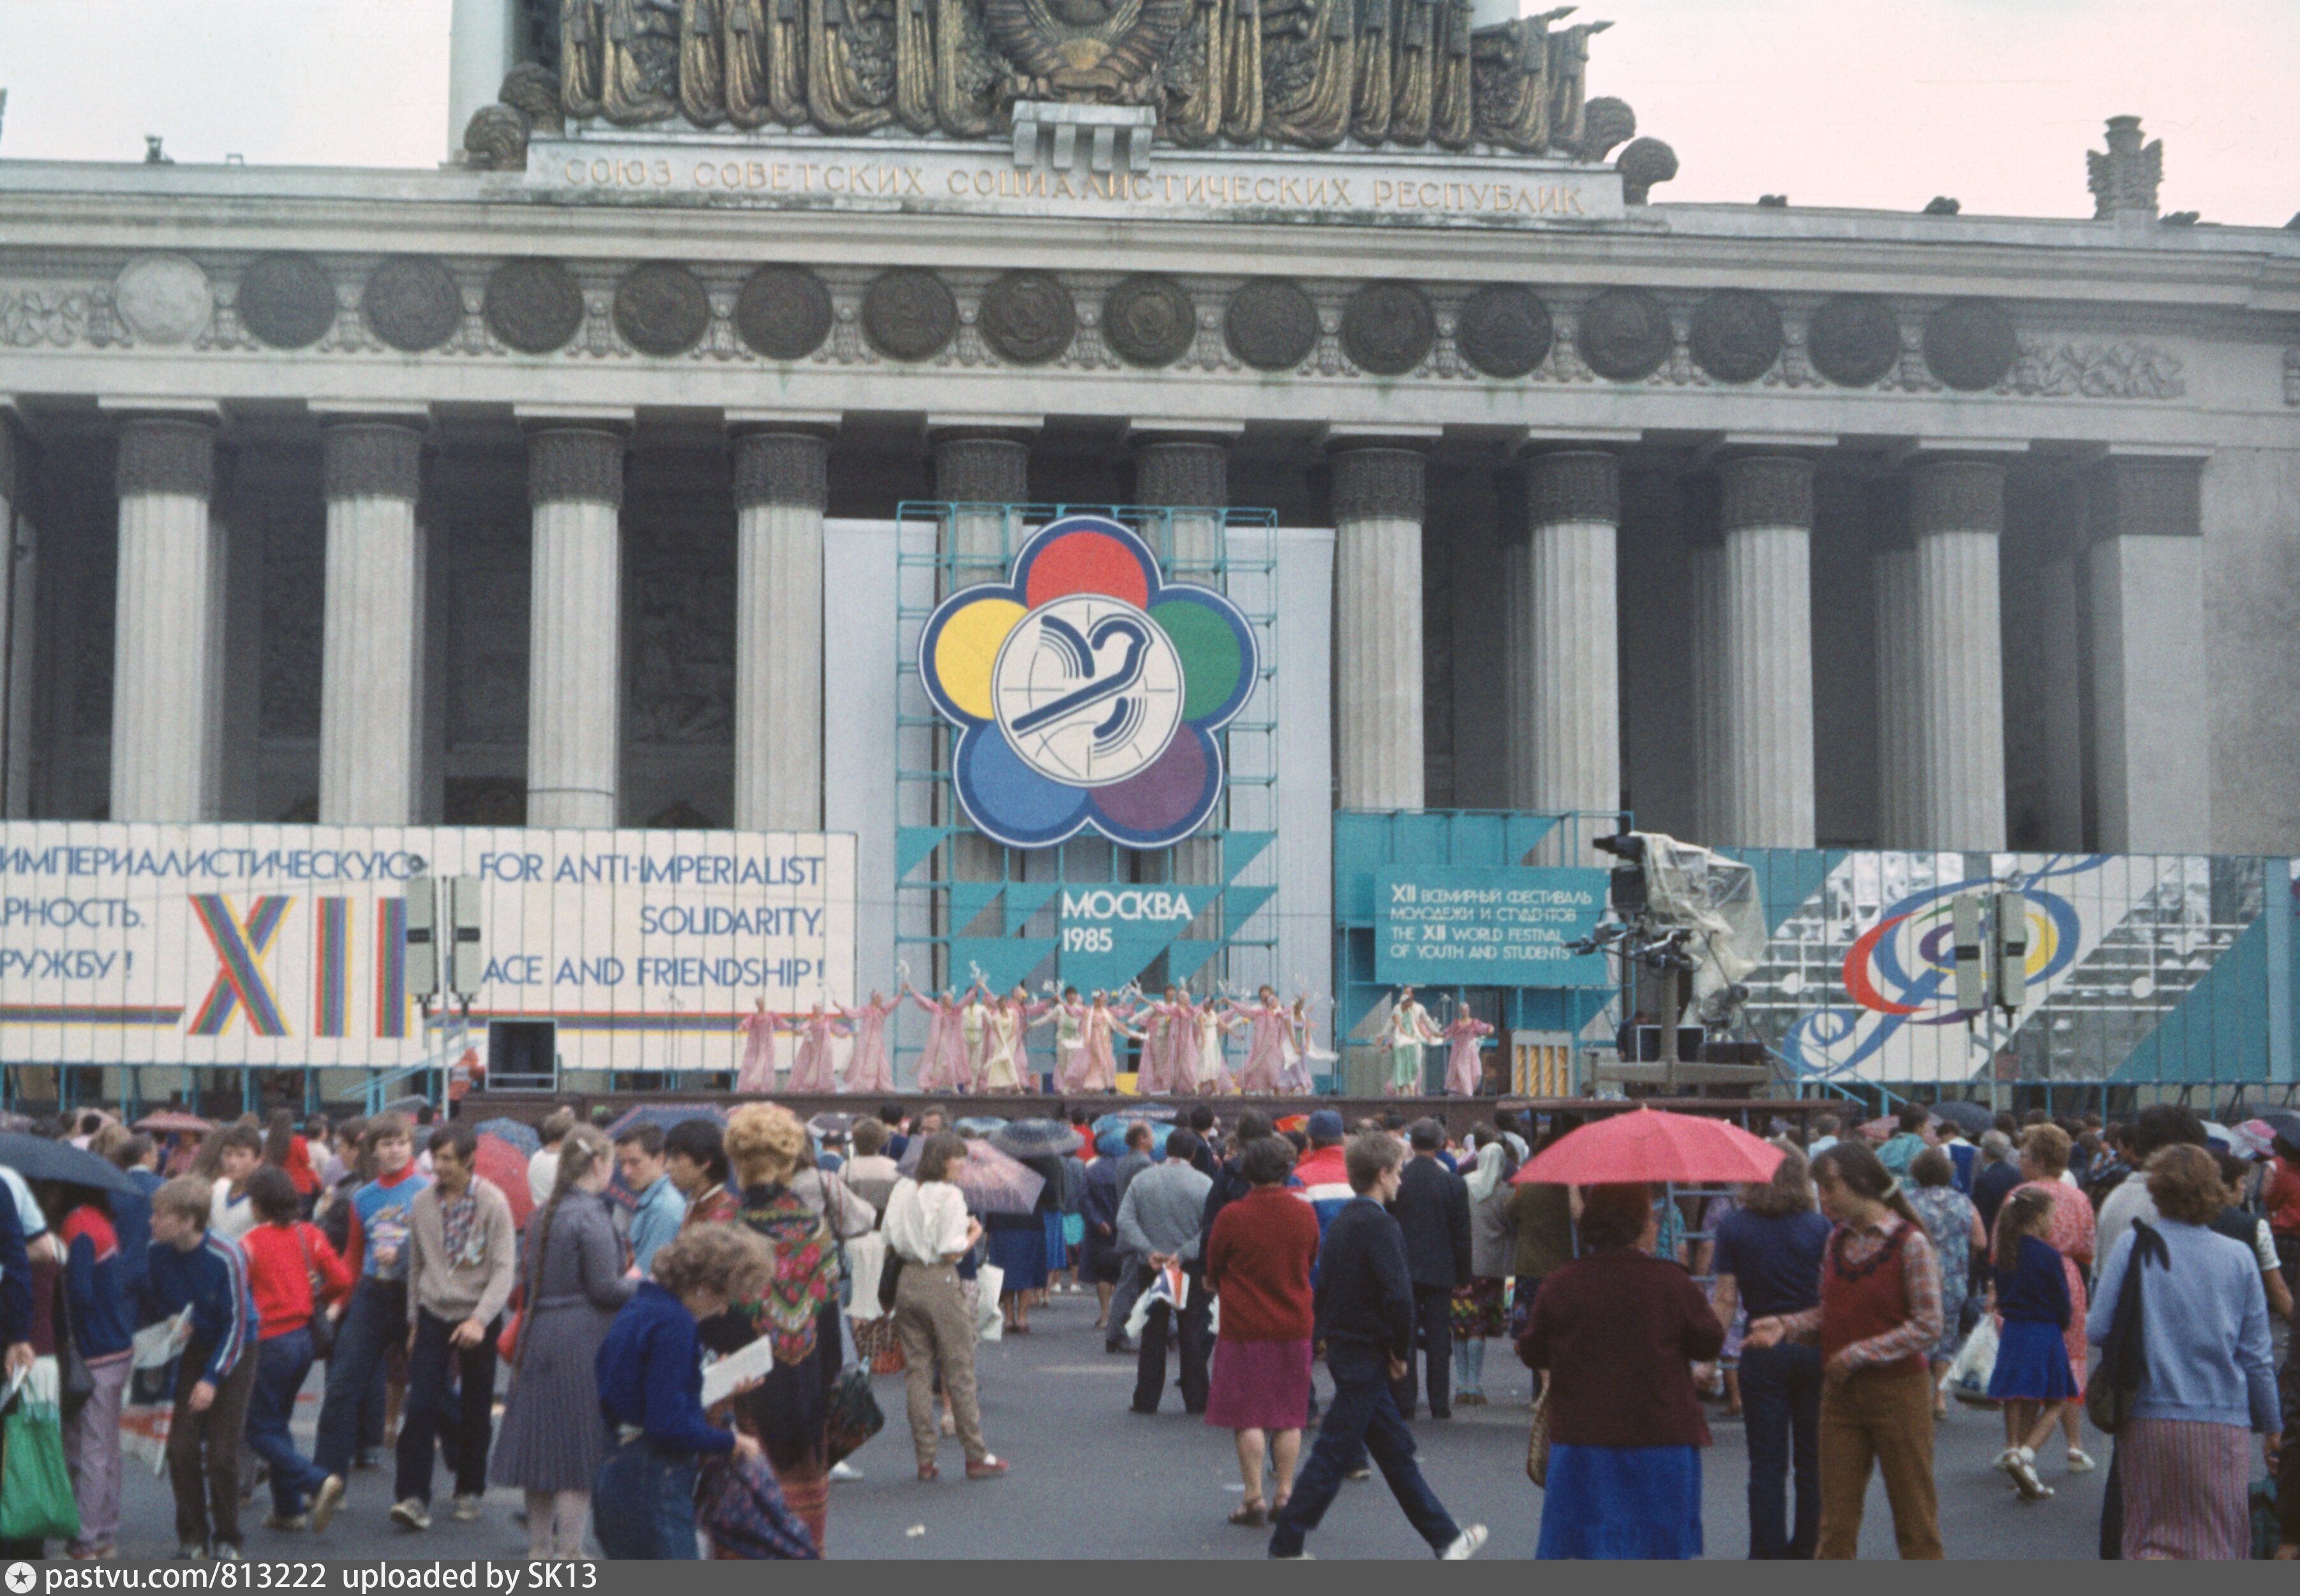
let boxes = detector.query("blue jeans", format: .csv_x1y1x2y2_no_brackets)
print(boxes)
314,1278,405,1479
245,1329,332,1516
1269,1348,1460,1558
1739,1341,1821,1559
592,1440,699,1560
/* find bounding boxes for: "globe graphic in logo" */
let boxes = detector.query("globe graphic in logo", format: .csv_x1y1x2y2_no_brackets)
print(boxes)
992,594,1184,787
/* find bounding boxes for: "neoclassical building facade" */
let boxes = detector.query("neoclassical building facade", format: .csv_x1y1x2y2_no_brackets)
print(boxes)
1,10,2296,893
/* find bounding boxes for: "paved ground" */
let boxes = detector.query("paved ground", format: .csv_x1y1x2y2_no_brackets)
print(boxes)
108,1288,2104,1560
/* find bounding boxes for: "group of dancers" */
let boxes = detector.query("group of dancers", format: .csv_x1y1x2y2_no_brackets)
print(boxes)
732,980,1500,1098
733,981,1335,1097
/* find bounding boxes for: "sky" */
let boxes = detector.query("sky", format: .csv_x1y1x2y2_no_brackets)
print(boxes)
0,0,2292,224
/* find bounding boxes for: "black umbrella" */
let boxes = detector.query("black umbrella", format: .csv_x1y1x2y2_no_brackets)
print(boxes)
1929,1100,1995,1136
987,1118,1083,1159
0,1132,140,1197
2255,1109,2300,1149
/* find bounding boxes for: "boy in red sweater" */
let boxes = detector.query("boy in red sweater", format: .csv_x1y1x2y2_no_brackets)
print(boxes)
239,1167,352,1530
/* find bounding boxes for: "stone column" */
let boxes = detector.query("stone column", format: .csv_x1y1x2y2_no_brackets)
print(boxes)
732,430,830,832
110,415,222,823
1135,431,1234,947
2035,490,2086,850
2085,455,2209,853
934,429,1033,588
1869,479,1920,849
1716,456,1816,849
1908,458,2007,851
318,422,425,824
1331,447,1426,810
524,426,625,830
1518,451,1620,815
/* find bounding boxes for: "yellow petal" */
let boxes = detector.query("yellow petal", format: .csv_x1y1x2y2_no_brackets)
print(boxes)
934,597,1025,721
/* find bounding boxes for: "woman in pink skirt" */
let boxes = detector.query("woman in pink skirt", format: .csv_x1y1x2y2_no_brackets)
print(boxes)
1202,1135,1324,1528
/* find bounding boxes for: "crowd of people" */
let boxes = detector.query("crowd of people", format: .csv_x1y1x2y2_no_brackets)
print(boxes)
0,1093,2294,1560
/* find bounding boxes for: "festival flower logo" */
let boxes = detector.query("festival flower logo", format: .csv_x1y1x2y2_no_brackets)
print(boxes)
918,514,1258,850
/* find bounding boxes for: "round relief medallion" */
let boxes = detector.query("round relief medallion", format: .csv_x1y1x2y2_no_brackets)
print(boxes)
1454,285,1551,379
1689,290,1782,384
1923,298,2017,392
362,257,465,352
1340,281,1435,376
1806,294,1902,387
236,253,338,349
1101,275,1195,368
483,259,584,354
977,271,1076,365
733,265,832,361
1575,287,1671,382
113,255,213,347
613,262,711,357
862,268,957,362
1224,278,1318,371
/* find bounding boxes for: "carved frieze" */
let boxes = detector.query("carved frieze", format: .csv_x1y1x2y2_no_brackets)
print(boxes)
1453,283,1550,378
1340,281,1434,375
237,254,339,350
1574,286,1668,380
1689,288,1780,384
2005,339,2184,401
734,264,833,359
1101,273,1197,367
1223,278,1318,371
485,258,587,353
976,269,1075,364
613,261,712,354
363,257,467,353
862,267,958,360
1805,293,1900,388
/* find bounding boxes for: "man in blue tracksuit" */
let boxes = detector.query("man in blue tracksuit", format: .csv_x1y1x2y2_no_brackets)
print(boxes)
146,1175,260,1560
1267,1133,1485,1562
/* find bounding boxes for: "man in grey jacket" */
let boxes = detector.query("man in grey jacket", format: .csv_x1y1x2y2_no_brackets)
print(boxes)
1103,1122,1159,1354
395,1122,516,1531
1117,1129,1214,1415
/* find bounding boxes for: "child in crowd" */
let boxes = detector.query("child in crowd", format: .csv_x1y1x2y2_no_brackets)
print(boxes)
1986,1188,2077,1502
237,1167,352,1532
59,1185,136,1558
144,1175,260,1560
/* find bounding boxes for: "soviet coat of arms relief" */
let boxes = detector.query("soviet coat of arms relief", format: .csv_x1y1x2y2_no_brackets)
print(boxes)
465,0,1636,163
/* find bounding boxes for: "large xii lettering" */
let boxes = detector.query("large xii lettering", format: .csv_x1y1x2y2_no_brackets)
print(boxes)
188,893,294,1037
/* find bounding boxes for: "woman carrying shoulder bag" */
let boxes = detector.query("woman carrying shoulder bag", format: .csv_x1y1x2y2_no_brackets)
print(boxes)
882,1132,1005,1484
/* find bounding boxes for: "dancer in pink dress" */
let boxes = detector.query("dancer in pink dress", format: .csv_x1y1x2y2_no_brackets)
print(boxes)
786,1003,849,1093
1281,993,1334,1095
735,999,788,1093
1135,985,1184,1095
904,983,972,1093
960,987,996,1093
1226,986,1292,1094
1051,987,1090,1093
838,990,900,1093
1441,1007,1496,1096
1078,992,1139,1094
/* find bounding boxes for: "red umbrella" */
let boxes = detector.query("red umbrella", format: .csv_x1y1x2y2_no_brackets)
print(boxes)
1512,1107,1785,1187
133,1110,213,1135
474,1132,535,1227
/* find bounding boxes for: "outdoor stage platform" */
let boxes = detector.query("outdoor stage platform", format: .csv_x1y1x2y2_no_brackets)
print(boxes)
455,1090,1841,1140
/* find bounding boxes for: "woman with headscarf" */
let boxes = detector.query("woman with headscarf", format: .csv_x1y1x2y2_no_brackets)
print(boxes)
1449,1128,1516,1406
713,1103,844,1553
490,1126,636,1560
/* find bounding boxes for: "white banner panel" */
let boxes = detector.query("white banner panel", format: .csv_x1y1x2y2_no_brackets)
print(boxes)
0,823,855,1075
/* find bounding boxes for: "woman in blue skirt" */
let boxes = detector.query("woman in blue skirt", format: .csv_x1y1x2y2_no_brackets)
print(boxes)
1985,1188,2077,1502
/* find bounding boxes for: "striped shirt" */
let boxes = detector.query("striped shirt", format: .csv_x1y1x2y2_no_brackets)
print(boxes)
145,1231,257,1384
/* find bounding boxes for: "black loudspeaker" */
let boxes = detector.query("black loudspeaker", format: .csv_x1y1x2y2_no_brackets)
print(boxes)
1615,1024,1706,1063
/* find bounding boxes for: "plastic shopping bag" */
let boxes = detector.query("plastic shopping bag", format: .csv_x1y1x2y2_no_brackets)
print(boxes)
1943,1313,1998,1399
974,1263,1005,1342
0,1361,83,1543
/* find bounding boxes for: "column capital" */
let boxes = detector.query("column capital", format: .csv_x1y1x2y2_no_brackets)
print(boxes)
116,415,216,500
932,433,1032,503
725,407,842,433
512,403,636,430
527,427,625,510
2086,454,2202,541
1527,450,1620,528
733,431,830,512
1133,438,1230,509
1329,447,1426,524
1908,457,2006,537
925,414,1042,444
1719,454,1814,533
322,422,424,503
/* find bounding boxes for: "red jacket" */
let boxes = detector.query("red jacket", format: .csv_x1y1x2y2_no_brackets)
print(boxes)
2267,1157,2300,1238
1205,1185,1322,1342
241,1221,352,1341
